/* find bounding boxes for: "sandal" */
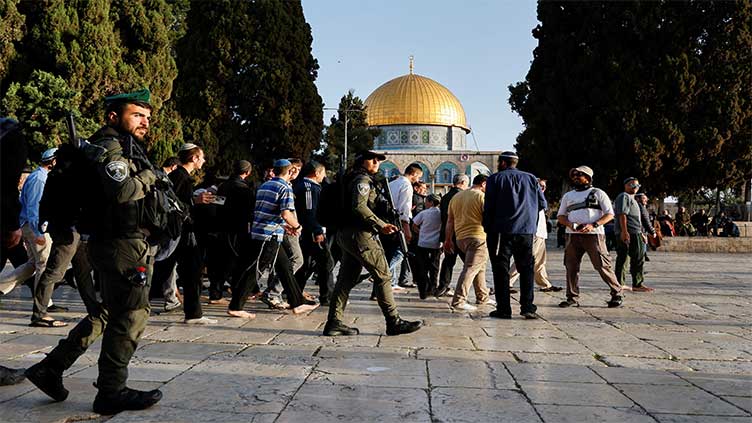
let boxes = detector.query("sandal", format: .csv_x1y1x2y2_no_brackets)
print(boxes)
30,319,68,328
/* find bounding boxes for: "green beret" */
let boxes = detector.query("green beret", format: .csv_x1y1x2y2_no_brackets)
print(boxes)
104,88,151,105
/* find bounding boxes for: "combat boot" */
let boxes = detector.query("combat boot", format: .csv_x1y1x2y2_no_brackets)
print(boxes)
25,362,68,401
385,317,422,336
93,387,163,415
607,295,623,308
323,320,359,336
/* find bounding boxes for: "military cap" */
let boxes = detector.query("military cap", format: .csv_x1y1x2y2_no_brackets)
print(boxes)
354,150,387,162
104,88,151,105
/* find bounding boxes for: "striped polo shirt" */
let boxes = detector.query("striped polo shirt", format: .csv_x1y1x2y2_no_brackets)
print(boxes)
251,177,295,241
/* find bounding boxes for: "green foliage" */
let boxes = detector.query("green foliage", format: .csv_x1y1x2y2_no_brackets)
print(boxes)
3,0,182,165
317,90,380,172
2,69,97,159
510,0,752,198
0,0,25,81
175,0,323,175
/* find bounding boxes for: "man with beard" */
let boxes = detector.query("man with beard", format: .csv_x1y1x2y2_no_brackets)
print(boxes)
25,89,164,414
556,166,623,308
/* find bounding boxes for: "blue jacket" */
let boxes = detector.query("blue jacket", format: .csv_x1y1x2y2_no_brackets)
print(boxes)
19,166,49,236
483,168,547,235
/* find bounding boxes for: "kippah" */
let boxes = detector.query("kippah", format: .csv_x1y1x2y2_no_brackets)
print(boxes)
623,177,637,185
273,159,291,167
104,88,151,105
179,143,199,151
499,151,519,159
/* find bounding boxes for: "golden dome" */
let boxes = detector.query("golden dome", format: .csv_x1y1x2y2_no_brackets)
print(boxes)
364,73,470,132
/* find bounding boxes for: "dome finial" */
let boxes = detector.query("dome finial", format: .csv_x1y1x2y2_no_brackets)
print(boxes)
409,55,414,75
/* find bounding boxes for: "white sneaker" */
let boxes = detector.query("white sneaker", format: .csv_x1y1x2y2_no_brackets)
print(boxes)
184,316,218,325
453,303,478,312
477,298,497,306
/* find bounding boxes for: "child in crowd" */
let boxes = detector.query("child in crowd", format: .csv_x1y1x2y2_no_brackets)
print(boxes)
411,194,442,299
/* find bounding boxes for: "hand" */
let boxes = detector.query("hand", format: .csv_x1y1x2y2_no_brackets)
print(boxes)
577,224,594,233
195,191,215,205
621,232,630,244
402,222,412,242
284,225,301,236
443,238,454,254
4,229,21,248
35,235,46,246
380,224,399,235
313,234,325,243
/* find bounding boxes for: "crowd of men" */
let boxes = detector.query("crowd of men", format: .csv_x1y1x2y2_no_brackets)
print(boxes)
0,89,666,415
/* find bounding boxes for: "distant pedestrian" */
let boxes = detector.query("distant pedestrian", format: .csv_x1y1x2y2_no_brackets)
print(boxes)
615,178,653,292
411,194,442,299
556,166,623,308
436,174,469,297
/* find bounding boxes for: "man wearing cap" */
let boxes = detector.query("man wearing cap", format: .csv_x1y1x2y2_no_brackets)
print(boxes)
557,166,623,308
484,151,546,319
25,89,165,414
9,148,58,300
615,177,653,292
323,150,422,336
227,159,319,317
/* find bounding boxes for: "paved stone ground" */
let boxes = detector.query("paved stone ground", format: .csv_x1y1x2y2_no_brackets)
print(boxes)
0,246,750,422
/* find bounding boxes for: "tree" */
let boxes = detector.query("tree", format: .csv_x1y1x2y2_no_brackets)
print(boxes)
174,0,323,175
318,90,380,172
510,1,751,199
0,0,25,82
2,0,183,164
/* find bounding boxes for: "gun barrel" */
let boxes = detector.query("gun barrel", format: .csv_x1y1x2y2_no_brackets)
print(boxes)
66,113,78,146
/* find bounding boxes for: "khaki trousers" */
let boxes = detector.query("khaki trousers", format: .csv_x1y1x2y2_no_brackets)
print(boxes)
451,237,490,307
564,234,621,300
509,236,552,288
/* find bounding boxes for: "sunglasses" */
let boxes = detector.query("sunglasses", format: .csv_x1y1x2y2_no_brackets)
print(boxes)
629,183,641,188
571,172,586,177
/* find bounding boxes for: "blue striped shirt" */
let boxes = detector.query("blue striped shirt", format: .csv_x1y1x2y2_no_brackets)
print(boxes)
251,177,295,241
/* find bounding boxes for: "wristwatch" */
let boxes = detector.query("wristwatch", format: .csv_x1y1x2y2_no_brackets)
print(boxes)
592,222,600,228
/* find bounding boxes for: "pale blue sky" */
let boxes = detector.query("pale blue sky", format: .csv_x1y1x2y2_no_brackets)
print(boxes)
302,0,540,152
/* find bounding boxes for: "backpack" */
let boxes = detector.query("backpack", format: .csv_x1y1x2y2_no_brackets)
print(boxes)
317,178,344,230
141,173,186,244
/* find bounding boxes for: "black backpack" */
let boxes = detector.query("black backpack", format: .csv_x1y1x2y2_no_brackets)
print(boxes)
317,177,344,230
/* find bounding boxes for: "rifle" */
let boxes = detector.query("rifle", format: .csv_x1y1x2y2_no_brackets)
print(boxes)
66,112,82,147
378,175,412,273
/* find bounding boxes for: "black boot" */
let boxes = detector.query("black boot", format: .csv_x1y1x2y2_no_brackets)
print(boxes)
93,387,163,415
25,362,67,401
323,320,359,336
0,365,26,386
607,295,623,308
385,317,422,336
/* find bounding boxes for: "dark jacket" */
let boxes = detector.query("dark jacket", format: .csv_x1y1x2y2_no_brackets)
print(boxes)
0,118,27,235
168,166,195,231
293,177,324,236
483,168,547,235
440,187,461,241
217,175,255,234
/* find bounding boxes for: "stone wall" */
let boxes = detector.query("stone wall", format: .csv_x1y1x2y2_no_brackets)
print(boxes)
660,237,752,253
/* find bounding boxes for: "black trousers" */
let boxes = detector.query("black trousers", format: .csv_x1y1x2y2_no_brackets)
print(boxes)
488,233,536,315
153,230,203,319
229,238,304,311
296,234,334,301
438,236,464,291
414,246,441,298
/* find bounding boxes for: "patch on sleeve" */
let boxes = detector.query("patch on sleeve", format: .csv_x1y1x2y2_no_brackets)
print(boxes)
105,161,128,182
357,182,370,197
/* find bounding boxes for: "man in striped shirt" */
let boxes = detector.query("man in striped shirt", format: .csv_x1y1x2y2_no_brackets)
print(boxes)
227,159,318,318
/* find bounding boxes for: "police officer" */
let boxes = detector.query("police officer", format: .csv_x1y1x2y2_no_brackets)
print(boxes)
25,89,163,414
323,150,422,336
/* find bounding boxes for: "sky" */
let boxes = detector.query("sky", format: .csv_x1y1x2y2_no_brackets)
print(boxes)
301,0,540,153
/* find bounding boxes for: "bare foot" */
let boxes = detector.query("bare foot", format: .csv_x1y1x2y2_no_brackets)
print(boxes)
292,303,320,315
209,298,230,305
227,310,256,319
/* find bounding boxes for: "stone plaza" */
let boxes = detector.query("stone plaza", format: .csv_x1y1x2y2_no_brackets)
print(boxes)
0,245,750,422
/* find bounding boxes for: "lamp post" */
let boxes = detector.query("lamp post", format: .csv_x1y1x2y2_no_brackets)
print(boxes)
324,107,358,173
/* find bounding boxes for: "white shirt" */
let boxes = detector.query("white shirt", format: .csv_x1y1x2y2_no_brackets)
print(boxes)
388,176,413,223
535,209,548,239
413,207,442,249
557,188,613,235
